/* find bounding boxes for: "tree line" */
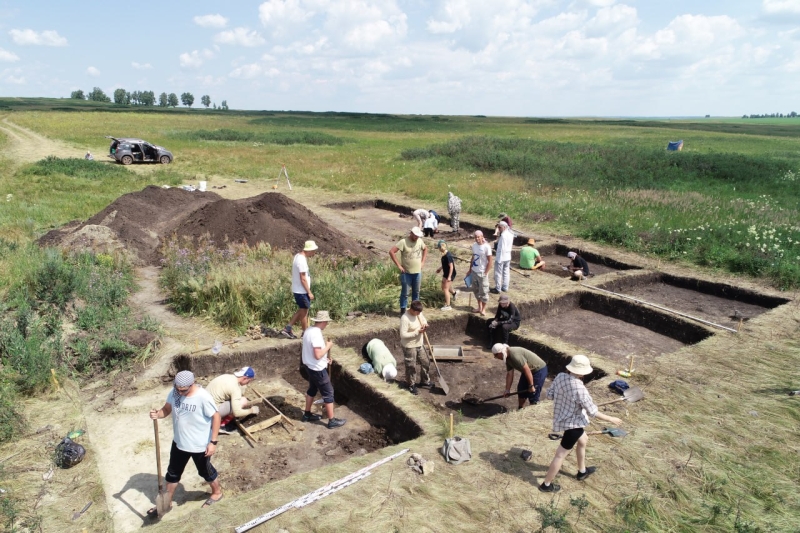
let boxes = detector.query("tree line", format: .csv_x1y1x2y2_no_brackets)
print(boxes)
69,87,228,110
742,112,798,118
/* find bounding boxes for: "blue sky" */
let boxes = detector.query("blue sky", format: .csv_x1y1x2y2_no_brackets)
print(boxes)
1,0,799,116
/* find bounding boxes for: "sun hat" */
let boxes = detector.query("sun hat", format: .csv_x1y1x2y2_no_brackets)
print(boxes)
234,366,255,378
491,343,508,354
310,310,332,323
566,354,593,375
382,365,398,381
499,294,510,303
411,227,424,237
303,240,319,252
174,370,195,387
528,238,536,245
567,251,577,259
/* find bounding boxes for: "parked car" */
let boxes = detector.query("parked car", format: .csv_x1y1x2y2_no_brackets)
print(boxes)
105,136,173,165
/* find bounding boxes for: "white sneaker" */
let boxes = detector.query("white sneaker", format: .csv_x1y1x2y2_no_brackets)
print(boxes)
440,305,452,311
452,290,460,302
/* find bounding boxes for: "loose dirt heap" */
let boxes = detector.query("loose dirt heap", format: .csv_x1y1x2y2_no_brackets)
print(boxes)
40,186,367,263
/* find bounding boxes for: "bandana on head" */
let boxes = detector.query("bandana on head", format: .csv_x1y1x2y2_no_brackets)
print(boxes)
174,370,195,388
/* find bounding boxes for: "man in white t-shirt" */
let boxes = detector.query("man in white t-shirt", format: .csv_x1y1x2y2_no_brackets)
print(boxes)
470,230,493,316
147,371,222,517
282,240,319,339
301,311,346,429
492,221,514,293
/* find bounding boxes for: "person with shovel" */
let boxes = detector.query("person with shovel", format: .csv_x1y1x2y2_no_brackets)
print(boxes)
400,300,431,395
281,240,319,339
301,310,346,429
539,355,623,493
148,370,222,516
492,343,548,409
206,366,260,435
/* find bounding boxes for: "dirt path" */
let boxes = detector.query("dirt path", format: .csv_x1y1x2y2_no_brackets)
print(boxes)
0,116,78,163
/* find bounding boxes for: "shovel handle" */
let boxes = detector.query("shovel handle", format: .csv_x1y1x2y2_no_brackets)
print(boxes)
153,419,163,490
597,397,627,407
480,390,527,403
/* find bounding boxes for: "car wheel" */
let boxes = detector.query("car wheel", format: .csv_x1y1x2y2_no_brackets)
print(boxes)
121,155,133,165
159,155,171,164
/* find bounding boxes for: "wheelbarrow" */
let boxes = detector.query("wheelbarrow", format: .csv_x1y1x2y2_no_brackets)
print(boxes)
548,427,627,439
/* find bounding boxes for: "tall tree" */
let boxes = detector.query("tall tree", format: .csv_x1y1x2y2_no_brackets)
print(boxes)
141,91,155,106
87,87,111,102
167,93,179,107
70,89,85,100
220,100,228,110
201,95,211,108
158,92,168,107
113,88,128,105
180,92,195,107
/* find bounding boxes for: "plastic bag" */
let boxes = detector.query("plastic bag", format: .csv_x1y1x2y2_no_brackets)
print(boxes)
55,437,86,468
359,363,374,374
441,436,471,465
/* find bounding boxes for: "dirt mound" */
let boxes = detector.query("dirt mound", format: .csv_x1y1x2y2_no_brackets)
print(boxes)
40,186,366,264
173,192,365,256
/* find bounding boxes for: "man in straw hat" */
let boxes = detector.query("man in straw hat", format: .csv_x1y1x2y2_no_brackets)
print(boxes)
206,366,260,435
282,240,319,339
301,310,346,429
492,343,548,409
389,227,428,316
519,238,545,270
539,355,623,492
147,370,222,515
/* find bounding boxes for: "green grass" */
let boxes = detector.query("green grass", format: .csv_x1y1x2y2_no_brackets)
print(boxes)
173,128,347,145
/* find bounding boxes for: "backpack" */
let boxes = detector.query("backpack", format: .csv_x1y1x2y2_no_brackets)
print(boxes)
608,380,630,395
55,437,86,468
441,436,471,465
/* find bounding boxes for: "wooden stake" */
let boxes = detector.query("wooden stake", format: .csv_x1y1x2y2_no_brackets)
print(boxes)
449,413,454,439
628,355,635,374
235,420,257,447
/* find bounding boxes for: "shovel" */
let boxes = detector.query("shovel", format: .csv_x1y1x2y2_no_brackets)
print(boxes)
153,419,170,517
548,427,627,439
71,501,92,521
597,386,644,407
462,390,527,405
423,331,449,395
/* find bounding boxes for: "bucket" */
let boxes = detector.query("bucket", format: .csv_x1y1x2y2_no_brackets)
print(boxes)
198,181,207,192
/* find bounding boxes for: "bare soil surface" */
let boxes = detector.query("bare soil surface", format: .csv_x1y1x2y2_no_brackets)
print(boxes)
537,253,621,278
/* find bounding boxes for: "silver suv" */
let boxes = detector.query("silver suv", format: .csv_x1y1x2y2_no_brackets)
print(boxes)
106,136,173,165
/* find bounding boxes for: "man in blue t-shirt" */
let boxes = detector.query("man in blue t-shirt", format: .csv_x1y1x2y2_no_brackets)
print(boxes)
148,371,222,517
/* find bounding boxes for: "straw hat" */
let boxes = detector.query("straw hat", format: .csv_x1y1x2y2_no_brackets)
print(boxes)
303,240,319,252
411,227,423,237
566,354,593,375
310,310,332,323
528,238,536,246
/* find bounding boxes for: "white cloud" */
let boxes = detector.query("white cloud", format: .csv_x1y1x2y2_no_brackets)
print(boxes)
9,29,67,46
230,63,264,79
634,14,744,59
584,4,638,37
0,48,19,62
132,62,152,70
197,75,226,86
214,27,266,46
179,49,215,68
87,66,100,76
427,0,472,34
194,14,229,28
763,0,800,14
1,68,25,84
259,0,315,25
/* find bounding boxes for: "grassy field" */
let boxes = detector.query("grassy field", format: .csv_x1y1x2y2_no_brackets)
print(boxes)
1,100,799,532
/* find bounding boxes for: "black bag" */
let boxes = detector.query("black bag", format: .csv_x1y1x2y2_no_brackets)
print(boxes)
55,437,86,468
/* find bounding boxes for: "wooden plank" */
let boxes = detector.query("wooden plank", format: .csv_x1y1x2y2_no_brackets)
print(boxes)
250,387,295,429
246,414,283,434
235,420,257,447
431,355,481,362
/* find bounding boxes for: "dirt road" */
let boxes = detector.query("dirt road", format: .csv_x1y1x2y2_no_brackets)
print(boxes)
0,116,78,163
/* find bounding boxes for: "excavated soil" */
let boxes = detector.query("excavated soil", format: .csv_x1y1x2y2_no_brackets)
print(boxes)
39,186,368,264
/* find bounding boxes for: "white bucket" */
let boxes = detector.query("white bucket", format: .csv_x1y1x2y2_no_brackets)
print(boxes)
199,181,207,192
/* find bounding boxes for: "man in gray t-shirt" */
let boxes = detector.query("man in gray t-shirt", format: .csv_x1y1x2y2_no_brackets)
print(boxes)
148,371,222,517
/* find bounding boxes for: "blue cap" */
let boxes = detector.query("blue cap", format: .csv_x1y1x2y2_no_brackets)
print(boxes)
234,366,255,378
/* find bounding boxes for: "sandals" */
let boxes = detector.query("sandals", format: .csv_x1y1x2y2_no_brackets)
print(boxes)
202,495,223,508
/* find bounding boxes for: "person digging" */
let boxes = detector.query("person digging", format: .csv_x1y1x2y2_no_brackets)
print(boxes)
492,343,548,409
147,370,222,517
301,310,346,429
400,300,431,395
539,355,623,493
206,366,259,435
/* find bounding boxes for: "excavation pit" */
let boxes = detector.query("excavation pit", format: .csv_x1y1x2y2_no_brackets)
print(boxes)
172,346,423,495
595,272,791,329
528,291,713,366
518,243,641,279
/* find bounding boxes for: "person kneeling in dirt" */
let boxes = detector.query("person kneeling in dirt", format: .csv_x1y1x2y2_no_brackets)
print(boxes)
539,355,623,493
148,370,222,515
364,338,398,381
489,295,520,345
492,343,548,409
566,251,589,281
400,300,431,395
206,366,260,435
301,311,346,429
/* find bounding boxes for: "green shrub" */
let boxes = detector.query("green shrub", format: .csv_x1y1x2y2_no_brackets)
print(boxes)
175,128,346,146
21,156,131,179
0,380,24,443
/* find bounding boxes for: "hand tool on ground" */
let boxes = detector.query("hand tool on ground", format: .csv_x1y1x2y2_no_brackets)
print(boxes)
72,501,92,521
597,386,645,406
251,387,295,433
617,355,635,378
423,331,449,395
153,420,170,517
449,413,454,439
461,390,528,405
235,420,257,447
548,427,627,439
188,339,237,355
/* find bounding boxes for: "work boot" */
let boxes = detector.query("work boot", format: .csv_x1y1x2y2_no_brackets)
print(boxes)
408,385,419,395
576,466,597,481
327,418,346,429
489,288,500,294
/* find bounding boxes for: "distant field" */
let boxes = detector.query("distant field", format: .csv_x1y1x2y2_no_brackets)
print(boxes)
2,98,799,289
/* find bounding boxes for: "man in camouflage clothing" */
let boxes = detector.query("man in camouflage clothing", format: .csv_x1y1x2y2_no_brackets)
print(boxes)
448,192,462,233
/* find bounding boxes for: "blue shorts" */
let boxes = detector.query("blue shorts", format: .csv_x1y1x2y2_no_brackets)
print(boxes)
293,292,311,309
